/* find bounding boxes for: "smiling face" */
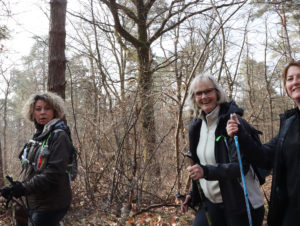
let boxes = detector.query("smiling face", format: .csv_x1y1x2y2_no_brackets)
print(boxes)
285,65,300,107
33,100,54,125
193,79,218,114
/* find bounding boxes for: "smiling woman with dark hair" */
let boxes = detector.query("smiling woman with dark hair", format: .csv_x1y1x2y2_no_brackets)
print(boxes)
181,74,264,226
1,92,73,226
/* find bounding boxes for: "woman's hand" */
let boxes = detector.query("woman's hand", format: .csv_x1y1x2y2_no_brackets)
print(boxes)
181,195,191,213
187,164,204,180
226,113,240,137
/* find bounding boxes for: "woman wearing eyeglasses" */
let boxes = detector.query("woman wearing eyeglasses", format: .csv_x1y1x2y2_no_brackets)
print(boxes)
181,74,264,226
227,59,300,226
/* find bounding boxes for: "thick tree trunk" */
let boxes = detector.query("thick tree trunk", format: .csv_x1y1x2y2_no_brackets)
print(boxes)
48,0,67,98
137,44,160,178
135,0,159,179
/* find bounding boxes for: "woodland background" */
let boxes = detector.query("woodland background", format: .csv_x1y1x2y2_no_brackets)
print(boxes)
0,0,299,225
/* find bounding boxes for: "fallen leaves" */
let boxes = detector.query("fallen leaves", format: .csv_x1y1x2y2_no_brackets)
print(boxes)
123,206,193,226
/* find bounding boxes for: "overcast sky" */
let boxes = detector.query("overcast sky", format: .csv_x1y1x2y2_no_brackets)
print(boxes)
5,0,49,57
0,0,81,92
4,0,79,57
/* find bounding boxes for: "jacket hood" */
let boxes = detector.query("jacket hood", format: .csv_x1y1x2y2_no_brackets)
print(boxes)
219,100,244,120
189,101,244,128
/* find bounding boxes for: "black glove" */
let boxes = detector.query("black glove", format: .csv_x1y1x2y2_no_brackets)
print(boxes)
11,181,26,198
1,186,13,199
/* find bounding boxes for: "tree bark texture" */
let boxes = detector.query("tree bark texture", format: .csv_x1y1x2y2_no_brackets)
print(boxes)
0,139,4,187
48,0,67,99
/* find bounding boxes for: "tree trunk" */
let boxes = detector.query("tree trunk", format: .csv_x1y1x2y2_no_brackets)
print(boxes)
2,88,8,176
1,75,11,178
274,2,292,59
0,139,4,187
48,0,67,98
137,44,160,178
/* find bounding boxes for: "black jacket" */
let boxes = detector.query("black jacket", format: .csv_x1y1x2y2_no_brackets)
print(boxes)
236,108,300,226
189,101,251,216
20,119,72,211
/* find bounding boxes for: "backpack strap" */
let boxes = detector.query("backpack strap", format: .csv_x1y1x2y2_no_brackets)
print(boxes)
51,128,78,181
42,133,51,148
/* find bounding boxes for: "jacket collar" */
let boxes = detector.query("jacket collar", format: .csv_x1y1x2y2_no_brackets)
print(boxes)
34,118,61,141
281,107,299,119
200,105,220,126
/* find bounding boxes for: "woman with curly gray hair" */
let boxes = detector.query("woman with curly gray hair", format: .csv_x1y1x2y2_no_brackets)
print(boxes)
181,74,264,226
1,92,73,226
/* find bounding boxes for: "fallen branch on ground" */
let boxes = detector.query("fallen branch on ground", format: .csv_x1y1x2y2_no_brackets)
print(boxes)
132,203,179,217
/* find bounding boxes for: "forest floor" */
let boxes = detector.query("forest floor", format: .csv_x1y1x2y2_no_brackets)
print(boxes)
63,206,194,226
0,204,193,226
0,176,271,226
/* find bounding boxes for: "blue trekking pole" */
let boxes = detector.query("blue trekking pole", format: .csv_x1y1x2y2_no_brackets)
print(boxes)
231,114,253,226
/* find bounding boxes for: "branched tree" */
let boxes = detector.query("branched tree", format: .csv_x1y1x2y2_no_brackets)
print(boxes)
97,0,246,184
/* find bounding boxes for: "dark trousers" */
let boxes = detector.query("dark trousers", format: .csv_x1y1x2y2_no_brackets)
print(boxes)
282,206,300,226
28,207,68,226
192,198,264,226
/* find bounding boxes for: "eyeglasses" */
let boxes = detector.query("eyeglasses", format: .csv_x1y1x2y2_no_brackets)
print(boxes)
194,88,216,97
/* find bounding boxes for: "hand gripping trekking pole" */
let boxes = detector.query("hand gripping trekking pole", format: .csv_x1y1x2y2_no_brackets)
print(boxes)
5,176,36,226
231,114,253,226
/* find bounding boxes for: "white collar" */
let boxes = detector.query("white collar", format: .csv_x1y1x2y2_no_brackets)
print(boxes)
200,105,220,126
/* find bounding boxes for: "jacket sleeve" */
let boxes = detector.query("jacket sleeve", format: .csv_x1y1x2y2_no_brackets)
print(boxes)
201,133,250,181
190,117,249,181
202,114,260,181
202,161,244,181
23,131,73,194
235,117,276,170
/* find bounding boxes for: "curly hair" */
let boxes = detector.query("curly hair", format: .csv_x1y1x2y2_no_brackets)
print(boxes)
22,92,66,122
187,73,228,116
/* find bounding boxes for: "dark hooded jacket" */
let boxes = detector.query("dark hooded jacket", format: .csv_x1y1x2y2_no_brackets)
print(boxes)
189,101,255,216
20,119,72,211
236,107,300,226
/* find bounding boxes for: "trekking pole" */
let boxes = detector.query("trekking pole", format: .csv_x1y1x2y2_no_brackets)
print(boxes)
186,152,212,226
231,114,253,226
5,176,36,226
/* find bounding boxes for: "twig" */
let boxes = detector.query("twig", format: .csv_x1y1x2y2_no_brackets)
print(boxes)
132,203,180,217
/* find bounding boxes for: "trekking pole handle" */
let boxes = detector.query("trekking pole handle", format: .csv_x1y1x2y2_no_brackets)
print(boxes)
230,113,237,137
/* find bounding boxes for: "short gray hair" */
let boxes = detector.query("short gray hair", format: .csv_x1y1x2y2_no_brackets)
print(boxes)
22,92,66,122
187,74,228,115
